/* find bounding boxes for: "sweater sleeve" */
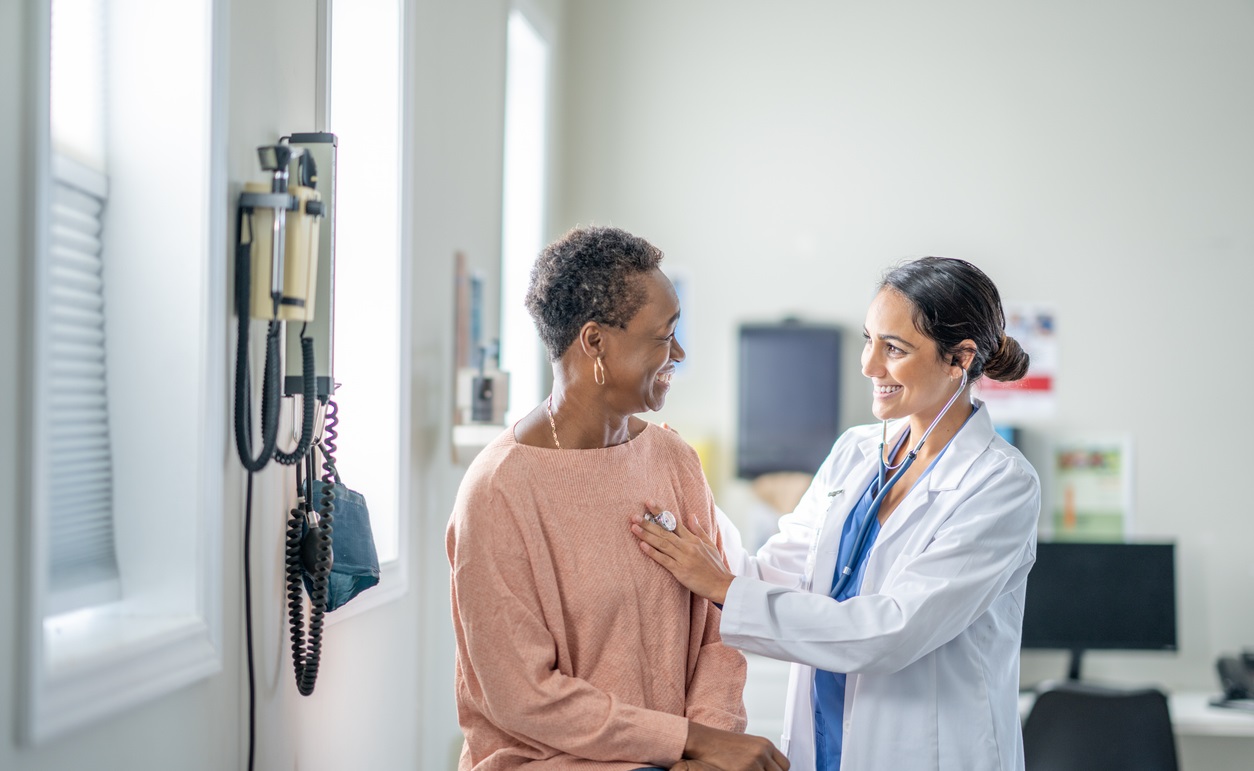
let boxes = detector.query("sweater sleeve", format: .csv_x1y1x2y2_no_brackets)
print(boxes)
682,485,748,732
448,478,689,766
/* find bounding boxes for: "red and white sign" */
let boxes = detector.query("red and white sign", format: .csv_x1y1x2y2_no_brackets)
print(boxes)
976,304,1056,421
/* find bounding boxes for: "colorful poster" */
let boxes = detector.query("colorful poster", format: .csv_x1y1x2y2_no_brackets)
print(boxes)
976,303,1056,421
1050,437,1133,541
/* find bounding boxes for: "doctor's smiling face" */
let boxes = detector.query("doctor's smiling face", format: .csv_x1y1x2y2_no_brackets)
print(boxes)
861,288,969,425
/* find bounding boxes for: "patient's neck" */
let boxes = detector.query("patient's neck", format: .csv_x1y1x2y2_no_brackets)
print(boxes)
546,383,637,450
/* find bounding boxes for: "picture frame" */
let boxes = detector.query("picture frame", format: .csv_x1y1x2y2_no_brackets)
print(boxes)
1046,434,1134,541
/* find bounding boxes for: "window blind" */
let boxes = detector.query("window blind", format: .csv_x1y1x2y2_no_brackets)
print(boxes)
45,155,121,613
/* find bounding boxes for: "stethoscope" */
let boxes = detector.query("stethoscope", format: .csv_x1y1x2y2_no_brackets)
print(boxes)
829,367,971,599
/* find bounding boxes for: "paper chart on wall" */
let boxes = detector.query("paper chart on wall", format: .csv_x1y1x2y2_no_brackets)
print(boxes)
975,303,1057,421
1049,436,1133,541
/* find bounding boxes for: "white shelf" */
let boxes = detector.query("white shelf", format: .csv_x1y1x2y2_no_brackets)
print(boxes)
452,423,505,465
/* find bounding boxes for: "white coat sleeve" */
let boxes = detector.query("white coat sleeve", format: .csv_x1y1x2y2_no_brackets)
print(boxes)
719,461,1039,675
714,504,754,576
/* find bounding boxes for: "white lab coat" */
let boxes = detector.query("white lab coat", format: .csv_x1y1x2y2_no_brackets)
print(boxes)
718,400,1039,771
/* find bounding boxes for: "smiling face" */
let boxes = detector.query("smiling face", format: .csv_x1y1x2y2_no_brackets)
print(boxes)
600,268,685,414
861,288,964,424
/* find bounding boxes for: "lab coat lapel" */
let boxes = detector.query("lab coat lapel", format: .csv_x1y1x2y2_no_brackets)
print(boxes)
810,428,895,594
874,401,997,547
926,399,996,492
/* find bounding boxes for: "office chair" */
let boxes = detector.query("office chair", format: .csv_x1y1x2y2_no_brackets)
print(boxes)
1022,681,1179,771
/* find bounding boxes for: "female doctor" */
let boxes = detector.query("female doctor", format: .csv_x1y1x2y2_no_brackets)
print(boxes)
631,257,1041,771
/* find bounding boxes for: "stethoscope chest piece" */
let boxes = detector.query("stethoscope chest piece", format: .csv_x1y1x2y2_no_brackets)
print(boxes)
646,509,677,532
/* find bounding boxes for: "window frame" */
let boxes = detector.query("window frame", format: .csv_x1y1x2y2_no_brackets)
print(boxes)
20,0,229,744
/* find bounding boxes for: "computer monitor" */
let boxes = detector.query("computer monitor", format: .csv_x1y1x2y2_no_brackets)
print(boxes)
736,323,841,479
1022,541,1177,681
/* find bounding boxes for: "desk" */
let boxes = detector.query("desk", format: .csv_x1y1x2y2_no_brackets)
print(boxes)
1019,690,1254,738
753,653,1254,741
1166,693,1254,738
747,654,1254,770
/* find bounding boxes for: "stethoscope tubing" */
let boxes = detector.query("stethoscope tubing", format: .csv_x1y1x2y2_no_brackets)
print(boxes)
830,455,917,598
829,368,970,599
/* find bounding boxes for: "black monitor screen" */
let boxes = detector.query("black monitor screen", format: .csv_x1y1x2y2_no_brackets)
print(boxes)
736,323,841,478
1022,542,1177,652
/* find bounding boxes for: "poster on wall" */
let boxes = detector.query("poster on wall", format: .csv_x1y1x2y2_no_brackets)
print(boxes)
1050,436,1133,541
975,303,1056,421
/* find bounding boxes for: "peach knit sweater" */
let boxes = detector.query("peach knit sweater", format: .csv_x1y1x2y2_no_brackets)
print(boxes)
447,422,747,770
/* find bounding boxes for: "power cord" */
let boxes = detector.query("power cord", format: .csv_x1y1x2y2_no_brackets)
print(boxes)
244,470,257,771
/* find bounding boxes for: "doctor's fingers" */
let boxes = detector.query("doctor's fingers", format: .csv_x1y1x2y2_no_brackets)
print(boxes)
643,502,716,547
631,519,682,557
634,517,714,564
634,530,684,575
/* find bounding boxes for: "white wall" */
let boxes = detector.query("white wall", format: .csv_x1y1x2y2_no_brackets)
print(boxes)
2,0,527,768
409,0,515,765
556,0,1254,701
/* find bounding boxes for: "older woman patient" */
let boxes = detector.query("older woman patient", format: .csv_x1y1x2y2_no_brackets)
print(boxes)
446,226,787,771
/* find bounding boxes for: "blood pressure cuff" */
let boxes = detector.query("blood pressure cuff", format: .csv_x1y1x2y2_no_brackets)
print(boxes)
303,479,381,612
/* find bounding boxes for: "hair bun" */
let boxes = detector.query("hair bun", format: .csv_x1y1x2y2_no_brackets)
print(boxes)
983,334,1030,382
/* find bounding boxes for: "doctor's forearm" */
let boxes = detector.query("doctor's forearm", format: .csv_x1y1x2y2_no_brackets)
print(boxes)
718,577,922,673
719,565,1021,675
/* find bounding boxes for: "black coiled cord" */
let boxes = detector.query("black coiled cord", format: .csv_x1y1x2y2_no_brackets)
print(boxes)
274,331,316,466
234,208,282,473
284,399,338,696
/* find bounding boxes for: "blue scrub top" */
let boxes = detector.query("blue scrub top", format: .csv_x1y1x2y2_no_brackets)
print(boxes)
812,409,976,771
811,458,887,771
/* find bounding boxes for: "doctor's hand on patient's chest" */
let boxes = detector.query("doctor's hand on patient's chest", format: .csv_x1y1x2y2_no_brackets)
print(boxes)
631,502,735,605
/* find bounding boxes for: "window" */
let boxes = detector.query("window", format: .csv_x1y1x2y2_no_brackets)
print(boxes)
24,0,225,743
500,7,551,423
47,0,121,615
320,0,408,601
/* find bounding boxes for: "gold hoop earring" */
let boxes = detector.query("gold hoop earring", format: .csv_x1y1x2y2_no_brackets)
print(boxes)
594,356,606,386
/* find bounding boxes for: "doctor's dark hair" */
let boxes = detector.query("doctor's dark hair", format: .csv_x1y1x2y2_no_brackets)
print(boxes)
525,226,665,360
880,257,1030,382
